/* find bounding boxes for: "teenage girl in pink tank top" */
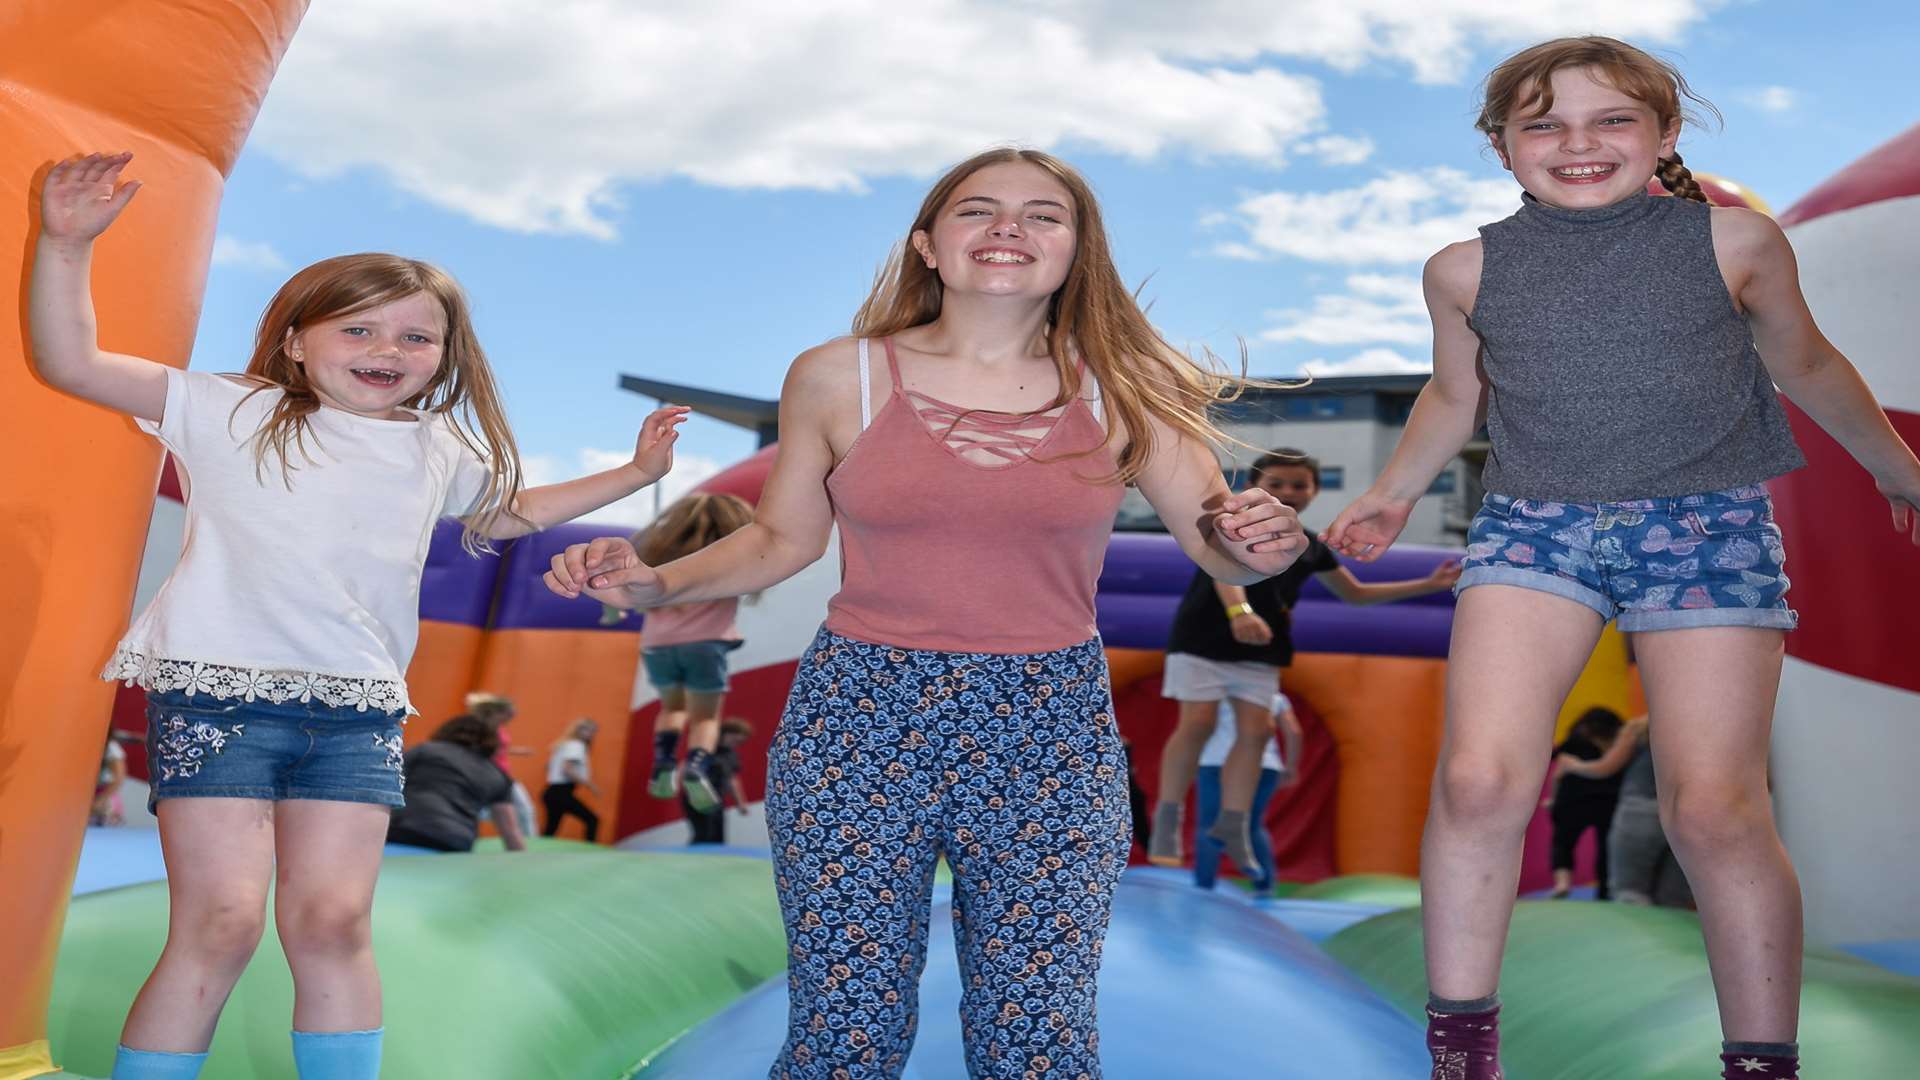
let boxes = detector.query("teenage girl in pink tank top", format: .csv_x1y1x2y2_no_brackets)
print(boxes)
547,148,1306,1079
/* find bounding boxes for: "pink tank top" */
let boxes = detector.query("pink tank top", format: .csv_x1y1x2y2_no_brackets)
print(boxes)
642,598,741,648
825,337,1123,654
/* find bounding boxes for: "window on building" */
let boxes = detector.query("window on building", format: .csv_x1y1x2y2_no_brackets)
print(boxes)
1319,465,1344,490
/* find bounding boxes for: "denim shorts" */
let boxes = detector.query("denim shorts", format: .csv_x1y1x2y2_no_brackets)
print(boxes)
1458,484,1797,632
144,689,407,812
641,640,738,694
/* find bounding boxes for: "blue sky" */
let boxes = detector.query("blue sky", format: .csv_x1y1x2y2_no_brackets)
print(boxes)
187,1,1920,524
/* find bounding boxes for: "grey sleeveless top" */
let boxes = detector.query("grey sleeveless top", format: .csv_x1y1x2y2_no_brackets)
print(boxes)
1471,191,1804,501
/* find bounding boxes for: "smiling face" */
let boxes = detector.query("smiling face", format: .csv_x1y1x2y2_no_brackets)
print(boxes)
1254,463,1319,513
910,161,1077,301
1492,65,1678,210
285,291,446,419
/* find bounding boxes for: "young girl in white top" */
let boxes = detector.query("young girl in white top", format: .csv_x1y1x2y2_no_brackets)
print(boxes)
29,152,686,1080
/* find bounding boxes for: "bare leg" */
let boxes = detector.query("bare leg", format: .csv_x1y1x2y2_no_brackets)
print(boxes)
1207,697,1278,873
1637,627,1800,1043
274,799,393,1033
121,799,276,1051
1148,699,1219,864
649,686,689,798
1424,586,1604,1000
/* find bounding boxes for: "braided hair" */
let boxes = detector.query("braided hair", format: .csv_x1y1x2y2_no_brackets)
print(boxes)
1655,153,1710,203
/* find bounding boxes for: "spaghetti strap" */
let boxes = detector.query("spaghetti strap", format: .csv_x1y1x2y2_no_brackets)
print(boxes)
880,336,905,389
857,337,873,430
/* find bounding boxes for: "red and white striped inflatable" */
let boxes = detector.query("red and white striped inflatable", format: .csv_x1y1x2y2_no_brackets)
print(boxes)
1769,124,1920,946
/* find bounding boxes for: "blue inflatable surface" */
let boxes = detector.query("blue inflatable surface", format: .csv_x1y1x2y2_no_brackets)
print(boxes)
639,871,1427,1078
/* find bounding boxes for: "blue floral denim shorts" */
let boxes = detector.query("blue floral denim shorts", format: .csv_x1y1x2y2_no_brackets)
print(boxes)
144,689,408,812
1458,484,1797,632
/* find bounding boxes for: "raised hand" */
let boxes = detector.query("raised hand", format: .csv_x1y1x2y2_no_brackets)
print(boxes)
1324,491,1415,561
1213,487,1307,577
630,406,691,485
1878,469,1920,546
1426,559,1465,589
41,152,141,242
544,536,666,608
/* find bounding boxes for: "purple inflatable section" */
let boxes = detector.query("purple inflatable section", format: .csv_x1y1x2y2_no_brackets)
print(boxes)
418,518,502,627
1096,532,1460,658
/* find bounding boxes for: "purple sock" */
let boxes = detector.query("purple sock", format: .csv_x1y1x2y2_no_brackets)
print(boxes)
1721,1041,1798,1078
1426,994,1503,1080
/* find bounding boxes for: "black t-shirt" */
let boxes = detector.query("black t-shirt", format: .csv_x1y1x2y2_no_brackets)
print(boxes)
1552,734,1626,812
388,741,513,852
1166,532,1340,666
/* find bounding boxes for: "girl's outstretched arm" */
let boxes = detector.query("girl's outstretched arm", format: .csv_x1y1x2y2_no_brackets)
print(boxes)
547,341,850,606
476,405,690,539
28,152,167,421
1324,241,1488,560
1719,208,1920,542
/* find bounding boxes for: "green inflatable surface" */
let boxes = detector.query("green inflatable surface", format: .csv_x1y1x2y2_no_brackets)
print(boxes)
1289,872,1423,908
1325,901,1920,1078
47,851,787,1080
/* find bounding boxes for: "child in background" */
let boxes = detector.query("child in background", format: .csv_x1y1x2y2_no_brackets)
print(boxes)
92,734,128,826
1192,692,1301,894
467,692,536,838
30,152,685,1080
1326,38,1920,1080
542,719,602,841
683,717,754,845
1151,448,1459,873
634,492,755,813
1542,708,1644,899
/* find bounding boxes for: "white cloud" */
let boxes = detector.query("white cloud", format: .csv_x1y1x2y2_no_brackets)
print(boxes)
1300,347,1430,376
1222,168,1521,264
1262,273,1426,345
1740,85,1797,113
523,449,726,529
251,1,1711,237
1304,134,1376,166
210,234,286,271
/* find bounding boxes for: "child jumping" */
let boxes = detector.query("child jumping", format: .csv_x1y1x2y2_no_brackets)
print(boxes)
1151,448,1459,872
632,492,755,813
1325,39,1920,1080
30,152,686,1080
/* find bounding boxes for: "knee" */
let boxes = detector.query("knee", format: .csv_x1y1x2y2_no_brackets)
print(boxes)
1433,752,1536,825
1659,781,1772,857
277,897,374,961
175,896,267,971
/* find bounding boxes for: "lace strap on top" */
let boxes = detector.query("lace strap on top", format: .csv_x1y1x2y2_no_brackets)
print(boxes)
857,337,873,430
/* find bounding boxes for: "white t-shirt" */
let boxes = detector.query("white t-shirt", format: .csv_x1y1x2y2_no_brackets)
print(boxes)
1199,693,1291,771
103,368,492,714
547,739,590,785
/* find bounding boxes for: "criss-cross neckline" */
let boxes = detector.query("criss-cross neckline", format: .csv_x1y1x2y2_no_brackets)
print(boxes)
876,336,1095,472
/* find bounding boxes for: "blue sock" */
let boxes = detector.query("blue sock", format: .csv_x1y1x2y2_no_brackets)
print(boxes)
290,1028,382,1080
112,1046,208,1080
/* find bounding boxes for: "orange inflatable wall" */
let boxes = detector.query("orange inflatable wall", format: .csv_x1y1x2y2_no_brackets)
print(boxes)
0,3,308,1072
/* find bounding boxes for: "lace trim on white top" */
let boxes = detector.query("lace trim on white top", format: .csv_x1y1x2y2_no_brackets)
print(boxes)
103,646,413,715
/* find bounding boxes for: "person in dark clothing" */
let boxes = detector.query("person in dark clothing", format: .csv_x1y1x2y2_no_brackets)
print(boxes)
682,717,753,844
1150,448,1461,872
542,718,602,841
388,714,528,853
1544,707,1644,898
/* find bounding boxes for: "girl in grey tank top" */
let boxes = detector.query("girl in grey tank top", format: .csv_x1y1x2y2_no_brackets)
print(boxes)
1322,36,1920,1080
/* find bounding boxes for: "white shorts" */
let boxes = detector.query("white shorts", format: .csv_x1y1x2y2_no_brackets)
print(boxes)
1160,652,1279,707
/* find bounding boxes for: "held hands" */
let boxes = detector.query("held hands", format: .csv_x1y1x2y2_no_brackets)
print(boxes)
630,406,691,486
545,536,665,608
1324,490,1416,561
40,152,141,243
1212,488,1307,576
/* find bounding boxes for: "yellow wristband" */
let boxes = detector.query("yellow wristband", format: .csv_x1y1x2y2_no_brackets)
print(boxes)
1224,602,1254,619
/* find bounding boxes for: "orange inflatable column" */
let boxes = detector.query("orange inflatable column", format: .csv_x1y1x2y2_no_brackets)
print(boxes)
0,3,306,1073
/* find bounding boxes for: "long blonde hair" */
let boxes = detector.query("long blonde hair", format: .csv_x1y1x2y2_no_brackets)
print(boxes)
635,492,755,566
853,147,1253,484
237,253,525,552
1476,37,1720,204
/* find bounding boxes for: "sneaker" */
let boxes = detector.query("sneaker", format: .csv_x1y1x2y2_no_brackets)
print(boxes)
647,759,679,799
683,751,721,813
1206,810,1259,876
1146,802,1184,866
